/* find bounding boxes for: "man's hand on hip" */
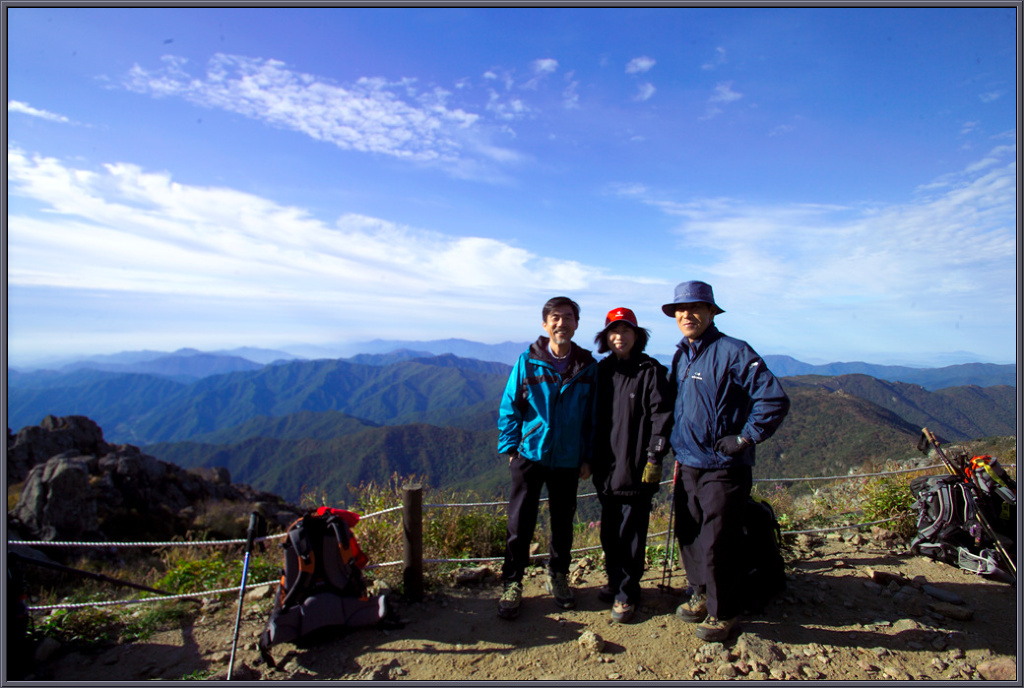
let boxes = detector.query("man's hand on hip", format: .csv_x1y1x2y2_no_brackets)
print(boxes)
714,435,750,456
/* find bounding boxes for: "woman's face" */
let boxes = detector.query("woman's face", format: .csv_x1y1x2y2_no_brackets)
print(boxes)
606,321,636,359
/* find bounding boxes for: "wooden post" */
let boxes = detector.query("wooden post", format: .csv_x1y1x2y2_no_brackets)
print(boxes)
402,483,423,602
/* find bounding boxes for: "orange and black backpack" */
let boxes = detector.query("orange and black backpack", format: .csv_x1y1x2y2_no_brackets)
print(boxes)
258,507,383,667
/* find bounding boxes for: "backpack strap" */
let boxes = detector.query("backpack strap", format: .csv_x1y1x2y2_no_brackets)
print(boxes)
278,516,316,610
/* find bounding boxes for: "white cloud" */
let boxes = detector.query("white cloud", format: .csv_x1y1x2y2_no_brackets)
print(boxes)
634,83,656,102
8,100,73,123
701,82,742,119
701,47,727,71
625,56,655,74
709,82,742,104
522,58,558,90
562,78,580,110
979,90,1004,103
6,146,632,320
532,58,558,75
630,146,1016,357
122,54,507,173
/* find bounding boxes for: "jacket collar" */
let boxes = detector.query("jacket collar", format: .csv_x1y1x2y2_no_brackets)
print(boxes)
676,324,722,358
530,336,595,377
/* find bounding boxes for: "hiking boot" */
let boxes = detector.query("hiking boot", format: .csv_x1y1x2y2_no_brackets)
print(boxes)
597,585,616,604
676,590,707,623
497,581,523,620
695,615,738,642
545,572,575,609
610,600,635,624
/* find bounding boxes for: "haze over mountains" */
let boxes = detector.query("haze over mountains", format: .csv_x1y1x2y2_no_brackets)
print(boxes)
6,342,1016,506
9,341,1017,389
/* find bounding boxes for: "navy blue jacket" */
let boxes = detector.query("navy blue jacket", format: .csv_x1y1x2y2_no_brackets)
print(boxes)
669,325,789,469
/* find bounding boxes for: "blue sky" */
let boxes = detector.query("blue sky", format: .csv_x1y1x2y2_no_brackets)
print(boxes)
5,6,1018,367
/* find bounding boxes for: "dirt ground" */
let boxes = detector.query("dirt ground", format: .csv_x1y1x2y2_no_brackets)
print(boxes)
35,532,1019,682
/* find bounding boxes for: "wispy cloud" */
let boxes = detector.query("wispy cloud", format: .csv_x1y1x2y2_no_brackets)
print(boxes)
7,100,73,124
626,56,655,74
122,54,524,178
562,72,580,109
634,83,656,102
522,58,558,89
700,81,742,119
7,146,660,335
979,89,1005,103
701,47,727,71
619,146,1016,355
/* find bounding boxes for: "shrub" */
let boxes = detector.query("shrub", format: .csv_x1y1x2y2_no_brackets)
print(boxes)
860,475,917,539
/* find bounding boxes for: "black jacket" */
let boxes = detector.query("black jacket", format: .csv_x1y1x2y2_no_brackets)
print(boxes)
591,353,675,497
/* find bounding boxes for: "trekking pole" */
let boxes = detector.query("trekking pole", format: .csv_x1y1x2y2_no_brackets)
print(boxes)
919,428,1016,581
228,512,263,680
659,461,679,591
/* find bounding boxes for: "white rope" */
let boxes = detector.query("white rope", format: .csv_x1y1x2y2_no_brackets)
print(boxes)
9,462,976,551
753,462,949,483
359,505,404,519
8,533,288,549
26,580,279,612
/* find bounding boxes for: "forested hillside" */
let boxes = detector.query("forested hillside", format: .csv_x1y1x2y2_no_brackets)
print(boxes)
8,353,1015,506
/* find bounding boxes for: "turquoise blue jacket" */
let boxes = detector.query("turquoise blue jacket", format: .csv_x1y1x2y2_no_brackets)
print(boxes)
497,337,597,469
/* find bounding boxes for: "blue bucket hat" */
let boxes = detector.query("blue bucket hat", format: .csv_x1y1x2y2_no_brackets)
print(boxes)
661,280,725,317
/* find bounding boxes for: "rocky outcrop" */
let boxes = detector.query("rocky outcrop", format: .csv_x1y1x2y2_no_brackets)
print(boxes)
7,416,303,549
7,415,109,485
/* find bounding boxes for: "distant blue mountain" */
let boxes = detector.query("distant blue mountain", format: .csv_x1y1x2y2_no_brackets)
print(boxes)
9,341,1015,391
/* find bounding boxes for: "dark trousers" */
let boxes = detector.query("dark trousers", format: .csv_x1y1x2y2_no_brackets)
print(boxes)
502,456,579,582
673,463,752,620
598,492,653,605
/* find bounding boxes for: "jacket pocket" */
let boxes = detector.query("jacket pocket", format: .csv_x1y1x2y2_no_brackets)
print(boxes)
519,420,544,458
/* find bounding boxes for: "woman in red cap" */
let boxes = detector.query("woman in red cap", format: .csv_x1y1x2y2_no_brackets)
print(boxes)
590,307,674,623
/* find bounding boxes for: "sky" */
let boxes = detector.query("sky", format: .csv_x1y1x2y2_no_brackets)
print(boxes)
4,6,1019,368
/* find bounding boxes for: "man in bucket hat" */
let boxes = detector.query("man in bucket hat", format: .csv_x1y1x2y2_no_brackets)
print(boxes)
662,281,790,642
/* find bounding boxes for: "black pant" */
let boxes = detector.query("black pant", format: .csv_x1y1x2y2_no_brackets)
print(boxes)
673,463,752,620
598,492,653,605
502,456,579,582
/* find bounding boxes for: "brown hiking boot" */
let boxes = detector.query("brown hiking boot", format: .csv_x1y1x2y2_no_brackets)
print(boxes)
676,590,707,623
695,615,738,642
497,581,523,620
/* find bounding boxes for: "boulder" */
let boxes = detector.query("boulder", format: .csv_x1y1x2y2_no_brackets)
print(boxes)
12,456,100,541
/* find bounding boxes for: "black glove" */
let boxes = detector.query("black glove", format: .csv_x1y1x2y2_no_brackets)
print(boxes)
714,435,750,456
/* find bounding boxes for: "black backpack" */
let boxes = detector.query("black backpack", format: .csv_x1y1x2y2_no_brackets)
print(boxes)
910,463,1016,582
258,507,384,667
739,496,787,612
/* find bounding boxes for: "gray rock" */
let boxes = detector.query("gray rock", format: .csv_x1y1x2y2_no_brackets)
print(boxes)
922,585,964,605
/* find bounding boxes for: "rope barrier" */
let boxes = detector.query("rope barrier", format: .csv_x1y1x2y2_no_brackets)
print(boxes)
7,461,982,550
16,458,1012,613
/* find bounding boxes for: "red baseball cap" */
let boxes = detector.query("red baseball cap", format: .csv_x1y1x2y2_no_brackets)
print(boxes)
604,307,639,328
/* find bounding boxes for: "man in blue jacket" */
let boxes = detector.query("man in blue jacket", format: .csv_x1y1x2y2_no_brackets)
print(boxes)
663,281,789,642
496,296,597,619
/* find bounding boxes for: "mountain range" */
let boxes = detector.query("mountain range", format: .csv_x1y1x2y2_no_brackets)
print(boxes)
9,341,1017,389
5,345,1016,506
